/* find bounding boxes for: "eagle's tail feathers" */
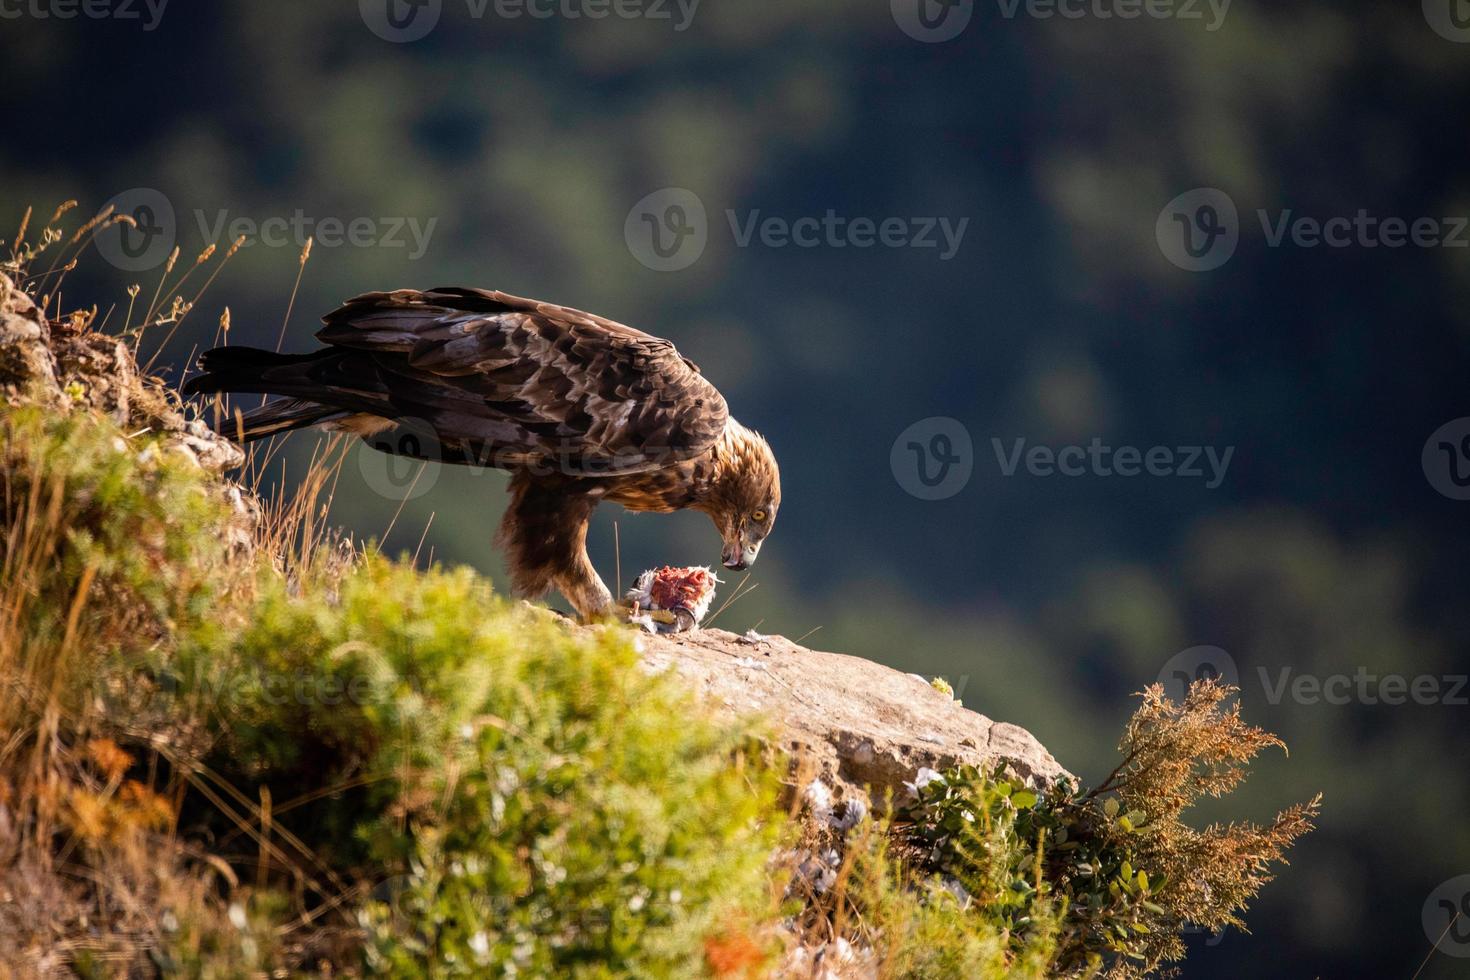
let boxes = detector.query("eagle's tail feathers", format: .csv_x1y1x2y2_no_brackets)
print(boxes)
213,398,346,444
185,346,358,443
183,347,331,398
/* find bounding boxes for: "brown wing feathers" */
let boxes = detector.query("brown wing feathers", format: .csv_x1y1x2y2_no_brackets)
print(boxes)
184,288,729,475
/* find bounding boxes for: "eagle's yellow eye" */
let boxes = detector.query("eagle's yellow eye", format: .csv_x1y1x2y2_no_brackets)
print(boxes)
752,509,767,522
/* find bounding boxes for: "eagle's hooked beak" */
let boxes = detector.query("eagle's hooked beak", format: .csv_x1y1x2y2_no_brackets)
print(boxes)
721,540,758,571
714,508,767,572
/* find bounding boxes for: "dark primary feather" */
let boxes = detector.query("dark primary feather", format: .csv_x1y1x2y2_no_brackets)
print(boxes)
185,287,729,475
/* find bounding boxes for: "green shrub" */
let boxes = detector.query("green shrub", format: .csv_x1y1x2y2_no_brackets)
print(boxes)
2,398,787,977
897,682,1320,978
205,556,784,976
809,810,1058,979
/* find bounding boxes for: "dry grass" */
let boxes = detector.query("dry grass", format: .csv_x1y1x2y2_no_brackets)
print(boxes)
0,202,364,975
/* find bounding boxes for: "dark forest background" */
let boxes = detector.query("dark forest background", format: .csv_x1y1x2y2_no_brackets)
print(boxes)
4,1,1469,975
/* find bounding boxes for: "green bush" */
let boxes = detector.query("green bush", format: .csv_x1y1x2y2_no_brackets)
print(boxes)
202,557,784,976
2,399,786,977
805,807,1058,979
896,682,1320,978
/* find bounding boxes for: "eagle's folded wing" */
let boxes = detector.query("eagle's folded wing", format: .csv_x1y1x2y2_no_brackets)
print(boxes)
309,287,729,475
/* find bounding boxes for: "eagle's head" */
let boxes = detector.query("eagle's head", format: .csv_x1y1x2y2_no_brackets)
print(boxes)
701,419,781,571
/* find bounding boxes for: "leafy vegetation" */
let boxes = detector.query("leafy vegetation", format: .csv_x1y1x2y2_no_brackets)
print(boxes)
866,683,1319,978
787,798,1061,979
779,685,1319,979
0,397,784,976
231,558,784,976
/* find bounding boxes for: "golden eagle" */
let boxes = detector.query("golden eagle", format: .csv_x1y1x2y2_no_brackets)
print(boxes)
183,288,780,620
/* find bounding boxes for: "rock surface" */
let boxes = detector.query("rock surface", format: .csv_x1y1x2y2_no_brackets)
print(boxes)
1,271,255,556
632,626,1070,800
0,273,61,401
1,271,245,472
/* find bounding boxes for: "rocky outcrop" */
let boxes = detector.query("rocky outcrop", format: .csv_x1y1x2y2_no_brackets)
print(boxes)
0,272,244,472
0,274,60,400
2,272,255,561
634,626,1069,802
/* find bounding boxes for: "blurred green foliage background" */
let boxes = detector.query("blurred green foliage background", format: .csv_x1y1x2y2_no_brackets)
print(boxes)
3,1,1468,975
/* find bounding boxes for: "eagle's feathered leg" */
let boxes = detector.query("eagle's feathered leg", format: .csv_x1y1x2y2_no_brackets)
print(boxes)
497,471,613,621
